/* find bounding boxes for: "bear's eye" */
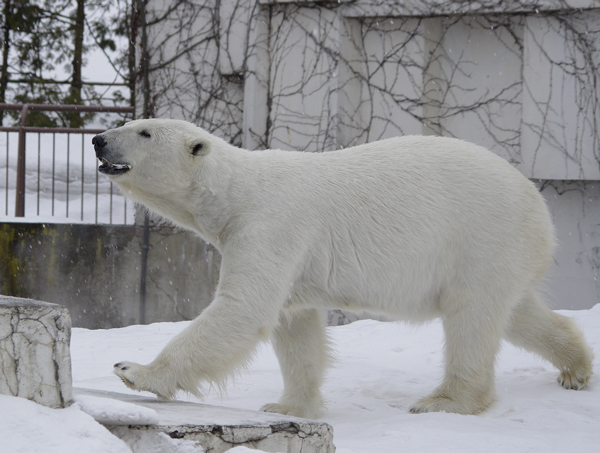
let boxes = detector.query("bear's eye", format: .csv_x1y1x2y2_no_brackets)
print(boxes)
139,130,151,138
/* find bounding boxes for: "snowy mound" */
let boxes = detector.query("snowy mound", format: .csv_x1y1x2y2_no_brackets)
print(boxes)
75,394,159,425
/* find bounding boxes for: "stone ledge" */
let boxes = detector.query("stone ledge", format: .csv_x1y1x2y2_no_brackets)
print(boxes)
341,0,600,18
0,295,73,408
75,388,335,453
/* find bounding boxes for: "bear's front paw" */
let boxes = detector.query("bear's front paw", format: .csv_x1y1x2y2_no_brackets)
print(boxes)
113,361,144,391
113,361,183,400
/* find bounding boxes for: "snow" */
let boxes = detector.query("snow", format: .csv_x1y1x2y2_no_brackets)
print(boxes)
2,305,600,452
74,394,159,425
0,394,131,453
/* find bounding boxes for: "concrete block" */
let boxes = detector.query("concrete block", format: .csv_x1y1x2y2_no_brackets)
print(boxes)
0,296,73,408
75,388,335,453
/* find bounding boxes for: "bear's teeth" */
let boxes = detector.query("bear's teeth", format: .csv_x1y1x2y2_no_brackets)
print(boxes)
99,158,130,170
112,163,131,170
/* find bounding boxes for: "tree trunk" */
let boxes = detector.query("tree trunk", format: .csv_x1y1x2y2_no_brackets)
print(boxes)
129,0,141,114
68,0,85,127
0,0,12,124
140,0,150,118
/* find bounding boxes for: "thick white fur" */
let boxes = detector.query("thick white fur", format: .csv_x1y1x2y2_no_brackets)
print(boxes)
100,119,593,417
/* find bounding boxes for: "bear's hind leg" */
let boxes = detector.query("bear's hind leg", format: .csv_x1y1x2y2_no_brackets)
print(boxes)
261,308,332,419
504,289,593,390
410,297,504,415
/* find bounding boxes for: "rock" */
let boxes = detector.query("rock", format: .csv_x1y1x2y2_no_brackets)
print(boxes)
75,388,335,453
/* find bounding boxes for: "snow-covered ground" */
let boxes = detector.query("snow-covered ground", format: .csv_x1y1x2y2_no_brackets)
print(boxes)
2,305,599,452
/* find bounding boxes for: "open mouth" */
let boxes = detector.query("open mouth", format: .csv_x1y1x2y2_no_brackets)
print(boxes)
98,158,131,175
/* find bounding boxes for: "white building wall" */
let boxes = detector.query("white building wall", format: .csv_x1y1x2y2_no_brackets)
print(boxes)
141,0,600,309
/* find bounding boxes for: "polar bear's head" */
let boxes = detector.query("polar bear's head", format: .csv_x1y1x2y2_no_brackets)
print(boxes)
91,118,223,205
93,118,241,233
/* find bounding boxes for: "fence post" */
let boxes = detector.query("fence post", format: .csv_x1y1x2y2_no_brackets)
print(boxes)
15,104,28,217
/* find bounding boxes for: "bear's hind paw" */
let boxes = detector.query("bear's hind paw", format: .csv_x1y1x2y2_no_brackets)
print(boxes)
558,369,590,390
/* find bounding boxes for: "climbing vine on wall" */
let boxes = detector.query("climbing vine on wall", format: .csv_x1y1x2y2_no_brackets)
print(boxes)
139,0,600,179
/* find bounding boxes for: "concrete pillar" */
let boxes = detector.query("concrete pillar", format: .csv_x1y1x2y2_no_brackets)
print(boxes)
0,296,73,408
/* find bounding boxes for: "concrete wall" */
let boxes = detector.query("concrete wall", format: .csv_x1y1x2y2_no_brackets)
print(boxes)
541,181,600,310
0,222,220,329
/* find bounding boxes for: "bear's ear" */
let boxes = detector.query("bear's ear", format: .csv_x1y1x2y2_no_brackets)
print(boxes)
188,137,210,157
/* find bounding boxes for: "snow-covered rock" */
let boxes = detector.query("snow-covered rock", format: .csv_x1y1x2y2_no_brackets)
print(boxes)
75,388,334,453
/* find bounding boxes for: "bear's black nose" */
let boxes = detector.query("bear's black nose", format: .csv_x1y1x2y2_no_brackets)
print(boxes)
92,135,106,149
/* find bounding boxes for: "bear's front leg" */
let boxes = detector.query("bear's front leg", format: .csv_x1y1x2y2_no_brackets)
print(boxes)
261,308,332,419
113,252,292,400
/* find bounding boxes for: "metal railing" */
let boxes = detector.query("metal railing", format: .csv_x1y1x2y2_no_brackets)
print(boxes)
0,103,135,224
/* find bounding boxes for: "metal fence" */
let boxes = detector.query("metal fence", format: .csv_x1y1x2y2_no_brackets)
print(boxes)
0,104,135,224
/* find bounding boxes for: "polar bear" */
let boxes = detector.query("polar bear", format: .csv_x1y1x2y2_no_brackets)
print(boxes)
92,119,592,417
